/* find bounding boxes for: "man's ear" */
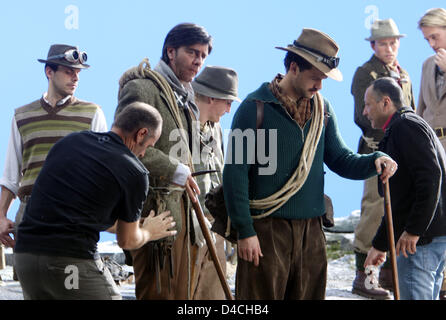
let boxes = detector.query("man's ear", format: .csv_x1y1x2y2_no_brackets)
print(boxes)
382,96,392,110
136,128,149,143
45,66,54,80
289,61,299,75
166,47,176,61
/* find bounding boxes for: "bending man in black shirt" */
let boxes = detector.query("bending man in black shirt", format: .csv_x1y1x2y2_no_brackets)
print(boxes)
13,101,176,300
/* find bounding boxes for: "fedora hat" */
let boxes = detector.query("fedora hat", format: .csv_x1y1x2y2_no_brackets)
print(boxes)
276,28,342,81
365,19,406,41
38,44,90,69
192,66,241,102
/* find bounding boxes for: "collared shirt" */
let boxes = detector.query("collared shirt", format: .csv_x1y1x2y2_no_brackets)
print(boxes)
42,92,72,106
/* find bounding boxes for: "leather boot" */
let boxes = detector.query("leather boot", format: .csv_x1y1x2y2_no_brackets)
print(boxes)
378,267,394,292
352,270,392,300
440,291,446,300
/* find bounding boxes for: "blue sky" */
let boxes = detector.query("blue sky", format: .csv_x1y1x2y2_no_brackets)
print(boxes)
0,0,443,242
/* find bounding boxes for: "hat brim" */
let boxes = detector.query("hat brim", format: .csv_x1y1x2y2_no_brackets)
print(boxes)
276,46,343,81
365,34,406,41
38,59,90,69
192,81,241,102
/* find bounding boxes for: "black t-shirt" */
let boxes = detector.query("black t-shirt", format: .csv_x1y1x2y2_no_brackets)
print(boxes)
15,131,149,259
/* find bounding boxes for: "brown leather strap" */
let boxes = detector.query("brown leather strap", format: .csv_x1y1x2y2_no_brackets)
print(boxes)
256,100,264,129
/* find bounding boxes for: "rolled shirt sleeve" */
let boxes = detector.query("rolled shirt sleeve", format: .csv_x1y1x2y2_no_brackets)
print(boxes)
0,118,23,196
91,107,108,132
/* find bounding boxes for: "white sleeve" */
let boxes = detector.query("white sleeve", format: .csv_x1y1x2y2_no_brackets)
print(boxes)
91,107,108,132
171,163,191,186
0,118,23,196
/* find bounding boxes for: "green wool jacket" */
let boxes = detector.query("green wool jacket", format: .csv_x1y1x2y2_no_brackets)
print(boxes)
351,55,415,154
223,82,386,239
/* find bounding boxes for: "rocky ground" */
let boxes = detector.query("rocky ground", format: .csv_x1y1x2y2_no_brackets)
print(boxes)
0,255,368,300
0,211,389,300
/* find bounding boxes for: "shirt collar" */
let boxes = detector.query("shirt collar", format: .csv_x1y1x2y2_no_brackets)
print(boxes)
42,92,72,106
382,111,397,131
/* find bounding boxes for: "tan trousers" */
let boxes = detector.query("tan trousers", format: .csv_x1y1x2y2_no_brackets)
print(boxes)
131,201,192,300
191,233,226,300
353,176,384,254
132,198,228,300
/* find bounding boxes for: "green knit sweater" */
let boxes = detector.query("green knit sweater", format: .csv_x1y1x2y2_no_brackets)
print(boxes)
223,83,385,239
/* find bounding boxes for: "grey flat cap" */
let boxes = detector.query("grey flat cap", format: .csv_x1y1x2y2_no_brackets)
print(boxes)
192,66,241,102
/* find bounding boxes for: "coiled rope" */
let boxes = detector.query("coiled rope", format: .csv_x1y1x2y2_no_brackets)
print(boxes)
249,92,325,218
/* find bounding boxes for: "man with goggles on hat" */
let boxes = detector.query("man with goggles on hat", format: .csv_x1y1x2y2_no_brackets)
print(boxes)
49,48,88,66
350,19,415,300
0,44,107,265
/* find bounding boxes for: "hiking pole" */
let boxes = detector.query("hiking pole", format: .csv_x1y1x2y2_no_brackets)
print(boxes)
191,195,234,300
383,180,400,300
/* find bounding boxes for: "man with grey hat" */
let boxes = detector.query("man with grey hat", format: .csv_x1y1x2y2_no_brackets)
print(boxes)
0,44,107,255
189,65,240,299
223,28,397,300
351,18,415,300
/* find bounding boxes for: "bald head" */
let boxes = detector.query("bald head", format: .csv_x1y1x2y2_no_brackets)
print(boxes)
369,77,404,109
113,102,162,138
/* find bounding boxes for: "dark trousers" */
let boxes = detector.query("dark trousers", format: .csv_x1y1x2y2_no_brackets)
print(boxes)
14,252,121,300
236,216,327,300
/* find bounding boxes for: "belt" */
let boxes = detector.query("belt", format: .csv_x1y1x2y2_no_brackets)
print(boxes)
435,127,446,138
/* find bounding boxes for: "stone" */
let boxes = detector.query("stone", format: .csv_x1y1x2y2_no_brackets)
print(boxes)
323,210,360,233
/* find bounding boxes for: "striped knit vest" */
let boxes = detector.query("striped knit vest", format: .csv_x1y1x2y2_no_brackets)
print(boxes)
15,97,100,199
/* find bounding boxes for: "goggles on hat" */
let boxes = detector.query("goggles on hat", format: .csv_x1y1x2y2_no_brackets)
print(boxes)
293,41,339,69
47,49,88,64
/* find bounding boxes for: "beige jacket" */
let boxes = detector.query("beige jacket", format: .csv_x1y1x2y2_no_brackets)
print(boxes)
417,55,446,150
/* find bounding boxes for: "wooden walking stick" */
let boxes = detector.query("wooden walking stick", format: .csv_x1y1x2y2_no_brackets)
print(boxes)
383,180,400,300
191,195,234,300
0,245,5,270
